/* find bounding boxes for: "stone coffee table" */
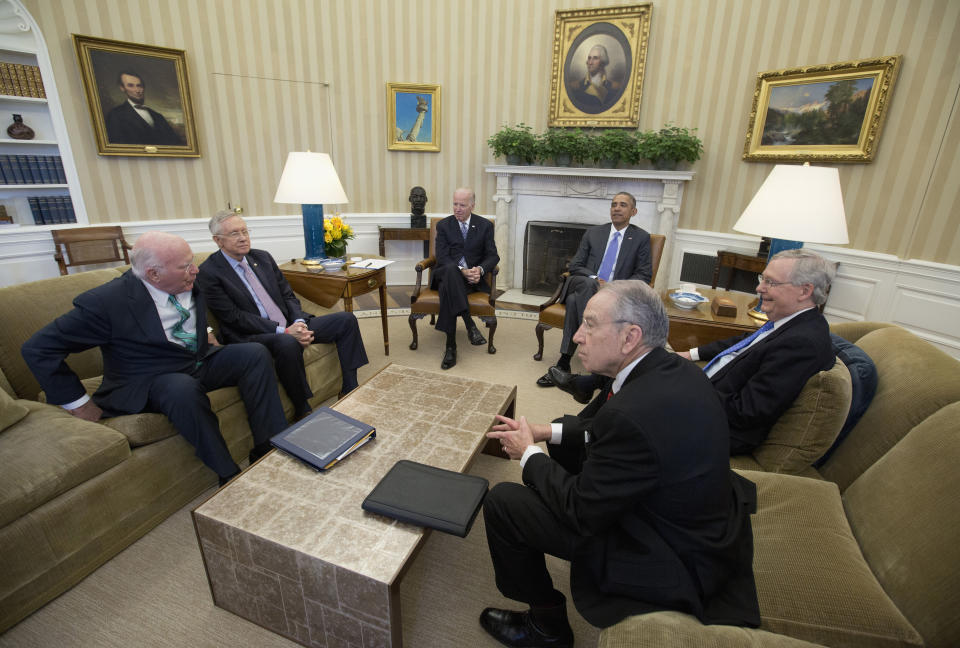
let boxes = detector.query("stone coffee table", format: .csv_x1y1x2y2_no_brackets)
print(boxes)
192,363,516,647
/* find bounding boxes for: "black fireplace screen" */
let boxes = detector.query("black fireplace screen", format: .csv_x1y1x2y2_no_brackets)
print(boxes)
523,221,590,296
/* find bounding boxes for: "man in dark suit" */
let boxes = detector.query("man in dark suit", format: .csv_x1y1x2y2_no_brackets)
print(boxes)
431,187,499,370
537,191,651,388
21,231,287,485
482,281,759,646
680,248,836,454
198,211,368,419
105,71,185,146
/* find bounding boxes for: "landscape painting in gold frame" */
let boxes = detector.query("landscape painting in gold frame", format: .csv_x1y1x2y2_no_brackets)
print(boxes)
743,55,902,163
386,83,440,152
548,4,652,128
73,34,200,157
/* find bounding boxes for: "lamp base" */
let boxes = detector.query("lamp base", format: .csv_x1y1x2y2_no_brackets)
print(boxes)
302,203,328,262
300,258,323,266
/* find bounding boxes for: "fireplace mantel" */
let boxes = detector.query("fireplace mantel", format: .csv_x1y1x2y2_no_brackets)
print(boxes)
484,164,695,293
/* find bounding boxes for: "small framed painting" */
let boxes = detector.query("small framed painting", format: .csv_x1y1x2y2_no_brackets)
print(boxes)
743,55,902,163
387,83,440,152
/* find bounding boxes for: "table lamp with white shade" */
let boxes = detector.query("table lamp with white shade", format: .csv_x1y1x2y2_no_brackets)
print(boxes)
273,151,349,265
732,162,849,318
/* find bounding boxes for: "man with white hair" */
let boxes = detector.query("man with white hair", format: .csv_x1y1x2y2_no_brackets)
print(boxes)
567,43,623,113
22,231,288,485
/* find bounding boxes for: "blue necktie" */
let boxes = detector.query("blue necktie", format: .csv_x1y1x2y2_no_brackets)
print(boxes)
597,231,621,281
703,321,774,372
168,294,197,352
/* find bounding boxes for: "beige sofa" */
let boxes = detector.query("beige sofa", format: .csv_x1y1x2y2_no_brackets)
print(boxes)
601,323,960,648
0,259,342,633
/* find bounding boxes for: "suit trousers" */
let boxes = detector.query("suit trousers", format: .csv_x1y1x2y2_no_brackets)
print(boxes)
143,343,287,477
249,312,368,415
433,263,481,336
561,275,601,354
483,480,578,607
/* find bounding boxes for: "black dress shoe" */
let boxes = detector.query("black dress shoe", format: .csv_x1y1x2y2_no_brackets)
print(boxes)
548,366,593,405
536,369,557,387
218,469,240,487
479,607,574,647
467,326,487,346
441,346,457,370
249,442,272,464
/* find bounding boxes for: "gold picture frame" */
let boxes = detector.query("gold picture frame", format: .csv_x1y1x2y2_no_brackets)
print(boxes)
548,4,652,128
386,82,440,152
743,55,902,163
73,34,200,157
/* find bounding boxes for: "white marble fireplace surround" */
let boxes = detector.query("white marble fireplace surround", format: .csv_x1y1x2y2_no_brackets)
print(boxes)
483,165,694,298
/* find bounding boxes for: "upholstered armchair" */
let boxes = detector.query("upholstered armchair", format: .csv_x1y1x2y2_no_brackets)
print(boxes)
533,233,666,360
408,217,498,354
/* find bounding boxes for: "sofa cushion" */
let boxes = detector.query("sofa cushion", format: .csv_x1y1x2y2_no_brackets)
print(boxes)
743,469,922,647
0,388,29,432
843,402,960,648
749,358,851,474
819,326,960,491
0,401,130,528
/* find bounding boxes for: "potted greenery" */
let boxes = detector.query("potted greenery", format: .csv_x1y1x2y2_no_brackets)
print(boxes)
638,124,704,169
540,128,589,166
487,123,538,165
591,129,636,167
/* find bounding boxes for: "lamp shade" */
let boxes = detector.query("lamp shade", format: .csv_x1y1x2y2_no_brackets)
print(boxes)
273,152,349,205
733,164,848,244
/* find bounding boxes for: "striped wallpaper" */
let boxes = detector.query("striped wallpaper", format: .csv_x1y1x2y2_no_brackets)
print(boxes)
23,0,960,264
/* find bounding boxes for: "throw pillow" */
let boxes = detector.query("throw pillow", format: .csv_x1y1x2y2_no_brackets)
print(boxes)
0,387,29,432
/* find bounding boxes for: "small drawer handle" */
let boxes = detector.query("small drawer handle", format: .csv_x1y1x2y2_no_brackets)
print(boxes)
367,278,378,288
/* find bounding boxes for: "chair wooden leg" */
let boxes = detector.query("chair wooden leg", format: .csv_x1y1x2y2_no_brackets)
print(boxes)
486,317,497,354
534,322,550,361
408,313,424,350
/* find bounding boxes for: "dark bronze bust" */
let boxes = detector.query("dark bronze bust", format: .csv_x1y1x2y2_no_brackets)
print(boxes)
409,186,427,228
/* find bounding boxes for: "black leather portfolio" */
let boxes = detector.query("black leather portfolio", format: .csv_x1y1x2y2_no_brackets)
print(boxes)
361,460,489,537
271,407,375,471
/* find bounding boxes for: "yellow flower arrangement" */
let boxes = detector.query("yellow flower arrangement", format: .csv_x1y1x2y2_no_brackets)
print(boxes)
322,215,354,258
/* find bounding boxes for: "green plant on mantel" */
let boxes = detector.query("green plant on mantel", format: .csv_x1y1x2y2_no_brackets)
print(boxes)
540,128,589,165
487,123,538,164
638,124,704,169
591,129,636,166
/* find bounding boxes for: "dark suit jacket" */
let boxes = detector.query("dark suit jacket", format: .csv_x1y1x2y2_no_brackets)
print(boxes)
105,101,184,146
525,348,760,628
197,249,310,343
569,223,651,282
21,270,215,415
430,214,499,293
698,308,835,454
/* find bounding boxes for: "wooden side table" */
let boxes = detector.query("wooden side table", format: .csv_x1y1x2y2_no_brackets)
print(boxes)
662,287,761,351
378,226,431,259
280,260,390,355
712,250,766,290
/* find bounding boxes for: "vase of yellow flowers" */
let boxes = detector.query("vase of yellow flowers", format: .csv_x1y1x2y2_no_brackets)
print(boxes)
323,215,354,259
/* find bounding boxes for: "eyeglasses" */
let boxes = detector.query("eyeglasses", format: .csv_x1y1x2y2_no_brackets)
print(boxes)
219,229,249,240
581,318,631,332
757,274,791,287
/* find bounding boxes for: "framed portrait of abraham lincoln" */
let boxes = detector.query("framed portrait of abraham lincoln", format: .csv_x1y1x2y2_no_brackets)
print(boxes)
73,34,200,157
548,4,652,128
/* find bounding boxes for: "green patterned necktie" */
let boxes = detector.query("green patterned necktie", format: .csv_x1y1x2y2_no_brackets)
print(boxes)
168,294,198,352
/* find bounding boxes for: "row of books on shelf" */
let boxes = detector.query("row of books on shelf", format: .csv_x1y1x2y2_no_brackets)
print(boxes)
0,62,45,98
28,196,76,225
0,155,66,185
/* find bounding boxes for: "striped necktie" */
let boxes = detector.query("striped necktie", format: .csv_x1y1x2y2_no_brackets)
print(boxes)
703,321,774,372
167,294,197,351
241,258,287,329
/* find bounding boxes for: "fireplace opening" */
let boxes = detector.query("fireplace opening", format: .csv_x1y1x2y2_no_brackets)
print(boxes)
523,221,590,296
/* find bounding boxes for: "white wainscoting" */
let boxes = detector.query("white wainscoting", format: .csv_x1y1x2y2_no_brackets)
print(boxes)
669,229,960,359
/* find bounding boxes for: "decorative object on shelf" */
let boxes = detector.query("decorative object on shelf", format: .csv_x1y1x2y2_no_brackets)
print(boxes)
590,128,634,167
733,162,848,320
386,82,440,152
743,55,902,163
409,185,427,228
711,296,738,317
273,151,349,265
668,290,708,309
73,34,200,157
548,4,652,128
487,123,537,165
6,114,33,140
322,215,354,260
319,257,346,272
637,124,703,169
539,127,589,166
0,63,45,98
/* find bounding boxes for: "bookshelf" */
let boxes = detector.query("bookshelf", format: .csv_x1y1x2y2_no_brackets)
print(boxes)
0,0,84,228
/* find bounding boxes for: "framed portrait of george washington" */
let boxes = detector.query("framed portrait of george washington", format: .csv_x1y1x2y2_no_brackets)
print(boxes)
386,82,441,152
548,4,652,128
743,55,902,163
73,34,200,157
